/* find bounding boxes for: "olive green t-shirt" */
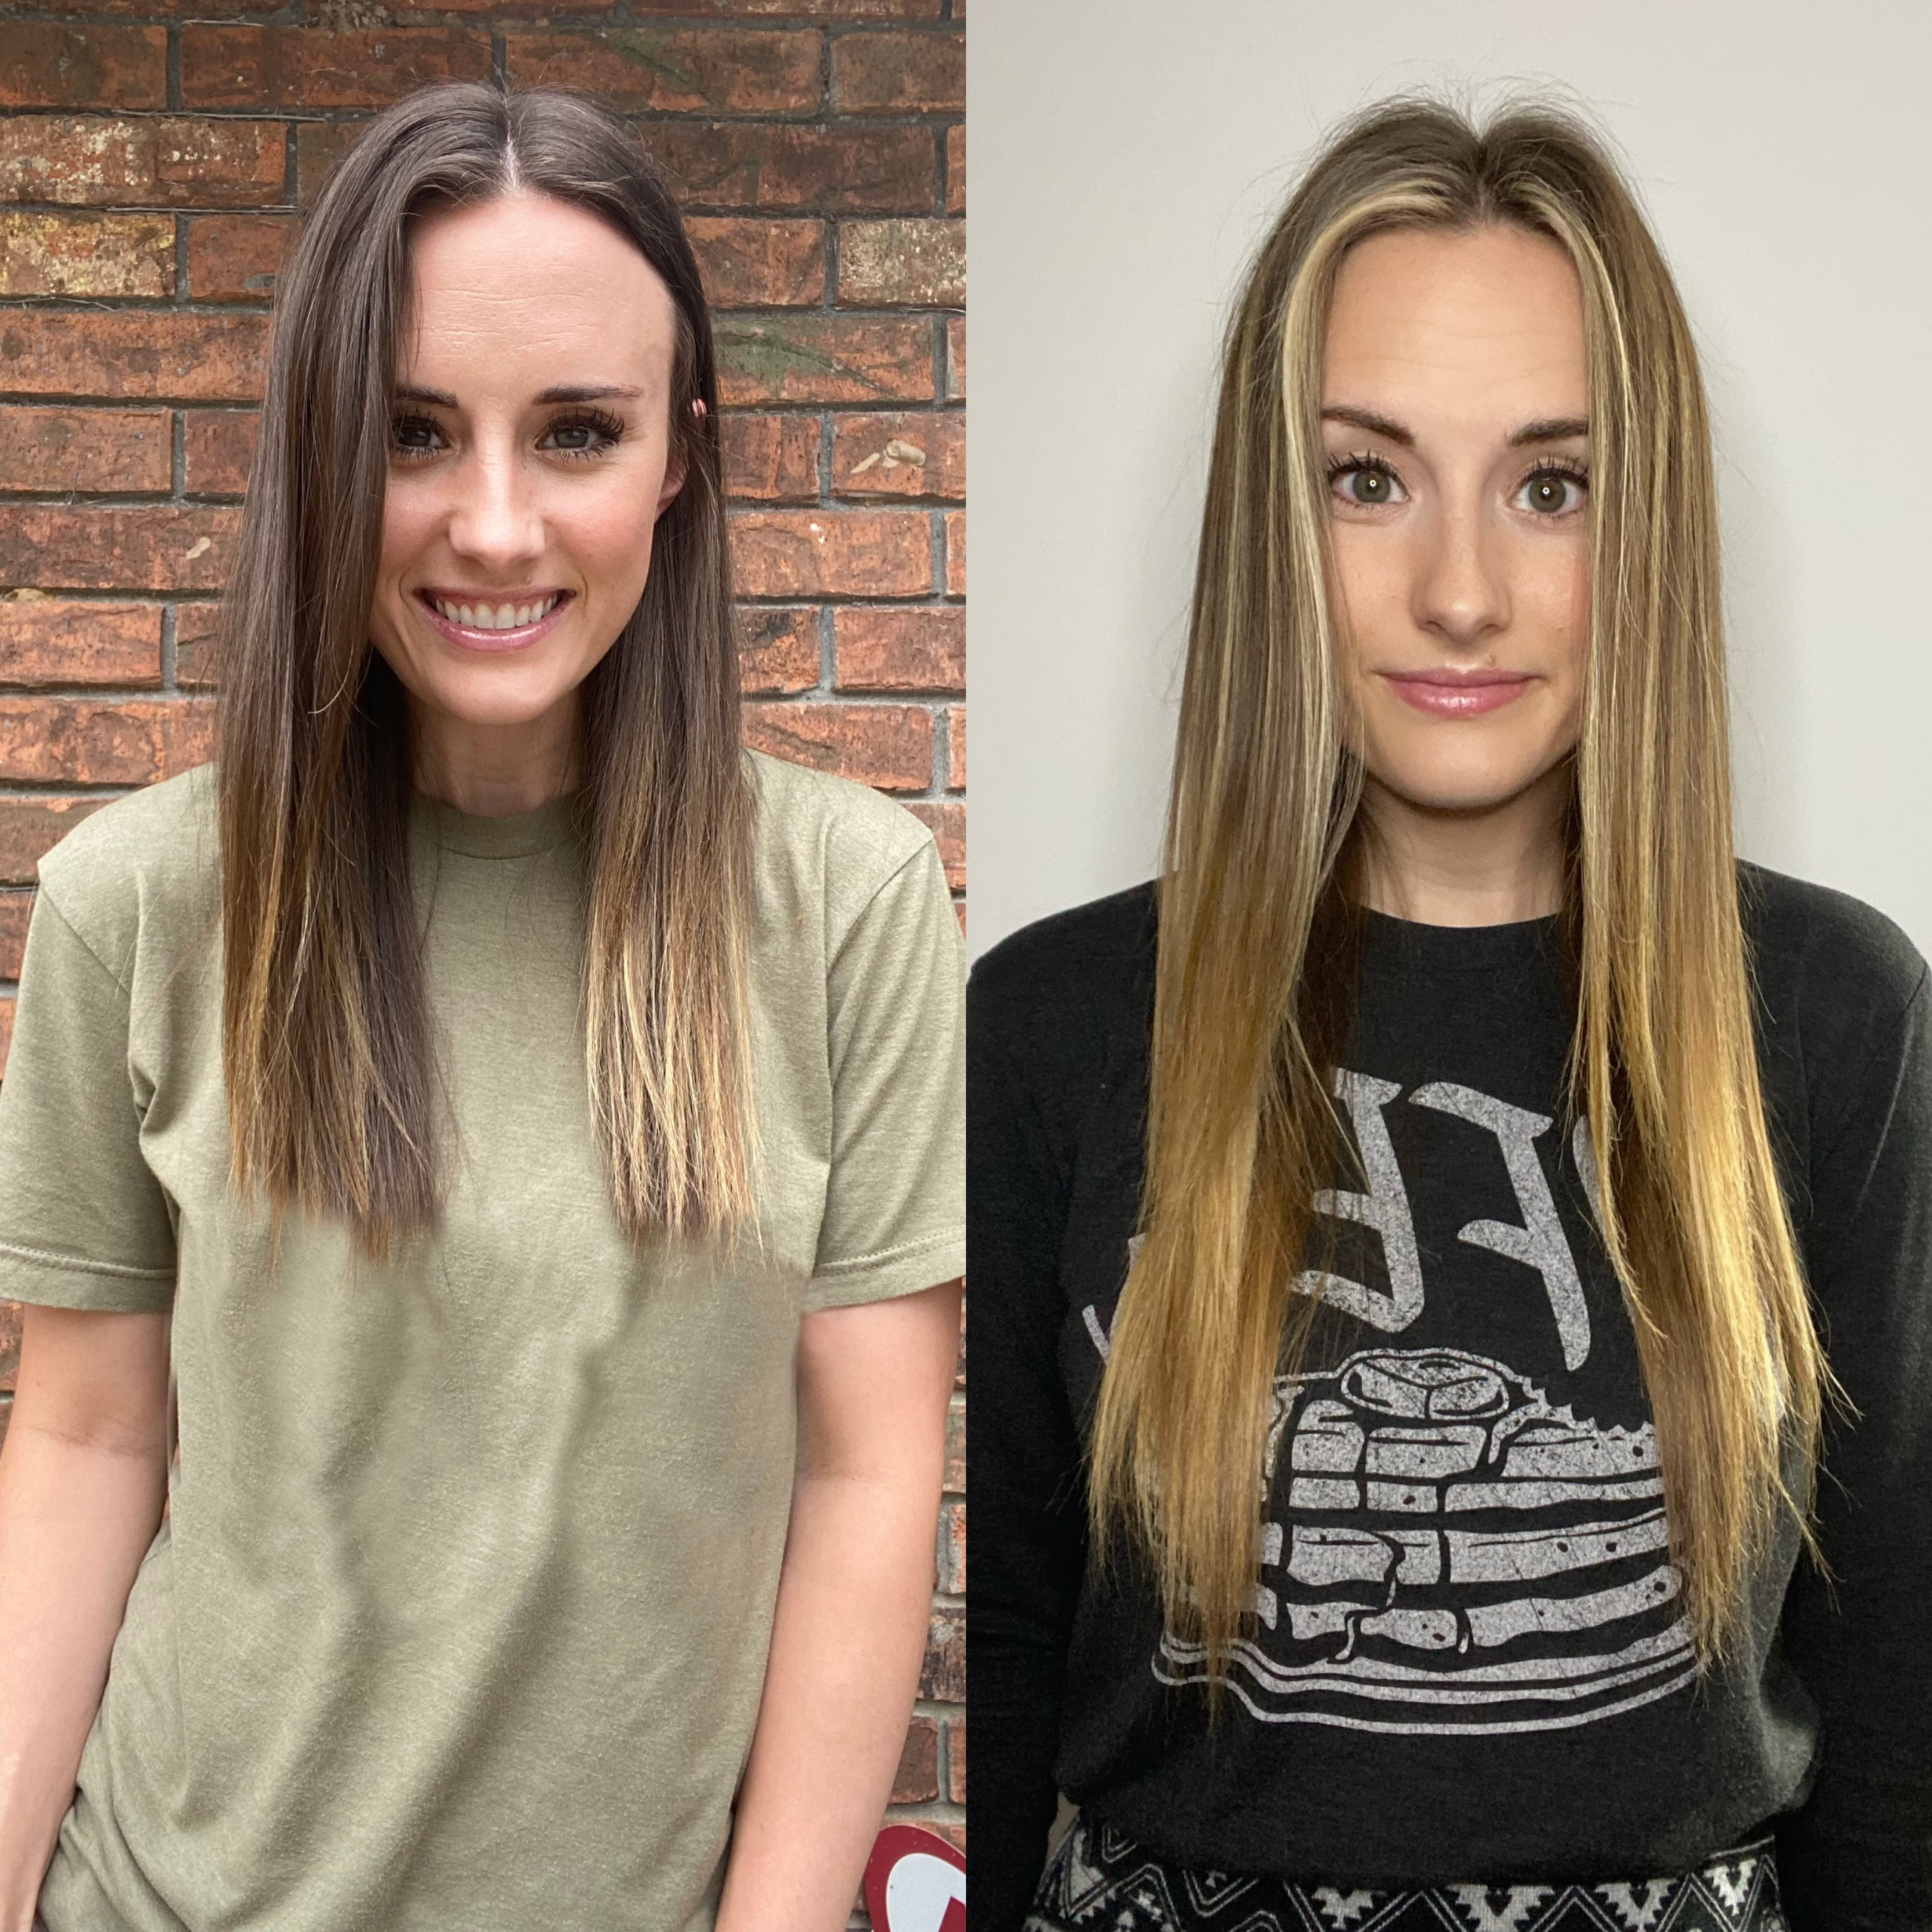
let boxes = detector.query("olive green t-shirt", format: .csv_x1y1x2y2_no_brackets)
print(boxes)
0,751,964,1932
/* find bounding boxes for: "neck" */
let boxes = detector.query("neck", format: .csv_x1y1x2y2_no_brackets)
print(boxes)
1354,762,1570,927
409,699,581,818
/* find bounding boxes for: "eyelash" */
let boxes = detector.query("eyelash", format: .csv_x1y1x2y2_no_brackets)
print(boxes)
1324,451,1592,514
388,407,629,463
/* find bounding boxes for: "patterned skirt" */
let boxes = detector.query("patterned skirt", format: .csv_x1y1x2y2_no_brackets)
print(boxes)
1023,1815,1786,1932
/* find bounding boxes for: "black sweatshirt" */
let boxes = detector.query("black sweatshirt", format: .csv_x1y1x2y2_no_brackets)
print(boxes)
967,864,1932,1932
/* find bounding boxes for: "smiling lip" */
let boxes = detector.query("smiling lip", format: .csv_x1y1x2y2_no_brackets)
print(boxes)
415,589,572,654
1382,669,1535,718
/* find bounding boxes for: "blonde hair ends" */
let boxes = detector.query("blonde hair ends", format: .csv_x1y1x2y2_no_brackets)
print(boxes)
1088,97,1835,1684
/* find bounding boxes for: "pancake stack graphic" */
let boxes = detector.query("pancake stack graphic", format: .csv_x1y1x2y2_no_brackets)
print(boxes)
1157,1347,1697,1732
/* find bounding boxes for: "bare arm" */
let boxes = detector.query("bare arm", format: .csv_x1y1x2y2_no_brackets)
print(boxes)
0,1306,171,1932
715,1277,961,1932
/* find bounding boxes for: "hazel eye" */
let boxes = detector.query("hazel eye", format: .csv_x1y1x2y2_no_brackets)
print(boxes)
1516,466,1589,516
1329,457,1406,508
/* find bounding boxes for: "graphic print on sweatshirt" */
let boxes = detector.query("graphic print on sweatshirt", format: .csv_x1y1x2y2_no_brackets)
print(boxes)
1086,1068,1697,1737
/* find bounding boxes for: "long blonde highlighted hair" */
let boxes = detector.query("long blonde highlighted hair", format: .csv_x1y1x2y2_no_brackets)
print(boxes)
217,84,755,1264
1088,98,1835,1678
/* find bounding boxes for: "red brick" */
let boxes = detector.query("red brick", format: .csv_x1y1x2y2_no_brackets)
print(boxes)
0,409,171,496
832,411,963,500
186,214,296,303
918,1605,964,1702
0,1392,9,1456
627,0,937,13
0,1001,10,1078
906,799,962,891
722,413,820,503
21,0,260,14
737,606,818,695
946,1718,965,1805
835,607,961,691
715,315,931,407
945,315,964,401
943,1392,964,1489
181,27,491,109
506,30,820,113
946,703,963,789
741,700,930,791
732,509,929,598
892,1716,939,1804
943,510,964,595
0,598,162,687
0,890,30,980
183,411,258,497
689,217,825,307
0,117,286,209
0,698,216,786
0,25,166,110
0,211,173,298
648,121,935,215
391,0,614,14
174,601,222,689
0,312,266,405
838,218,964,307
0,795,112,884
831,29,962,113
0,507,239,594
296,121,364,208
944,124,963,215
937,1496,965,1592
0,1299,17,1388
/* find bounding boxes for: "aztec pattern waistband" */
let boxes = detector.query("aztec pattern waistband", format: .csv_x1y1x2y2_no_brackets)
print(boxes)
1023,1814,1786,1932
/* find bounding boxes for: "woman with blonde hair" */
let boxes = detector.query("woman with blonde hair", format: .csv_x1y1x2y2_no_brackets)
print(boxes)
0,82,964,1931
970,99,1929,1930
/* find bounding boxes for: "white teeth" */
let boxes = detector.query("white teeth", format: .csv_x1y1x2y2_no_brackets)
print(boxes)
430,593,561,630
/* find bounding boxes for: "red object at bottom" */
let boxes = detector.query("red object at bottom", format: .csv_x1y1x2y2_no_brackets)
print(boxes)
865,1823,967,1932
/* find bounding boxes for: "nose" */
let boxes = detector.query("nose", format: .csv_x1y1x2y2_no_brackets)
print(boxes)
444,435,544,574
1411,484,1509,651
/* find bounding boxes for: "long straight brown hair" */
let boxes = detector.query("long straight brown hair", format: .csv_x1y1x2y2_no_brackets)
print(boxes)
217,83,755,1263
1088,98,1836,1679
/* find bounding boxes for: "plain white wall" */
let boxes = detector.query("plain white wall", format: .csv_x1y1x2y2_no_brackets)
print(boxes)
968,1,1932,962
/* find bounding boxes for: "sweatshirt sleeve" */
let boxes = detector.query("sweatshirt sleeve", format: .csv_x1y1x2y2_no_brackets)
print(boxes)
965,971,1090,1932
1774,964,1932,1930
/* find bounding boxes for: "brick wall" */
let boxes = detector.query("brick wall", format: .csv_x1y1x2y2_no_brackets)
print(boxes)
0,0,964,1886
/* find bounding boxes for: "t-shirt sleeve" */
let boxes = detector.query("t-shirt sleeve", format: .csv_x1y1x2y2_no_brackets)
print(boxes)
0,883,177,1312
803,835,964,1312
1774,964,1932,1929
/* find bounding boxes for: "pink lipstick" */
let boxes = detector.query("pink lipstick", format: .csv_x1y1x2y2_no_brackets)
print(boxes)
415,588,573,655
1381,669,1534,718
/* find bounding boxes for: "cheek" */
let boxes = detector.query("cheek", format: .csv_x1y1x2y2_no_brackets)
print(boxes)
377,475,436,581
1326,525,1408,661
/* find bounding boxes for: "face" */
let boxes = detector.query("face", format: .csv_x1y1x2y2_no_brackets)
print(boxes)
371,188,688,795
1321,223,1591,823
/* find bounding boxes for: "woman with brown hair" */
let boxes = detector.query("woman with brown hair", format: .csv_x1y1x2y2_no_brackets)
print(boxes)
0,83,964,1931
969,100,1930,1931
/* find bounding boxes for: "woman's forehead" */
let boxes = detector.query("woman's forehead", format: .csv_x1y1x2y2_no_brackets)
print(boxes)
398,189,676,395
1323,225,1587,430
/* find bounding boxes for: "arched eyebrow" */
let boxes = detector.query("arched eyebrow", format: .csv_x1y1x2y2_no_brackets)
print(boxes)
389,383,644,407
1320,405,1589,448
1510,416,1588,446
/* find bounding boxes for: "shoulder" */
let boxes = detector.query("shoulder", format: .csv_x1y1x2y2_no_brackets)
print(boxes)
1740,860,1928,1034
32,763,220,985
970,881,1158,1091
1740,860,1930,1161
747,749,940,948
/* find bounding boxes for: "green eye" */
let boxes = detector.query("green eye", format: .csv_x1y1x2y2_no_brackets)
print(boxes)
1518,465,1589,515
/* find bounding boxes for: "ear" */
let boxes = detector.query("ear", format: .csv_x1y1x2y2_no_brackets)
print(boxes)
657,397,704,515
